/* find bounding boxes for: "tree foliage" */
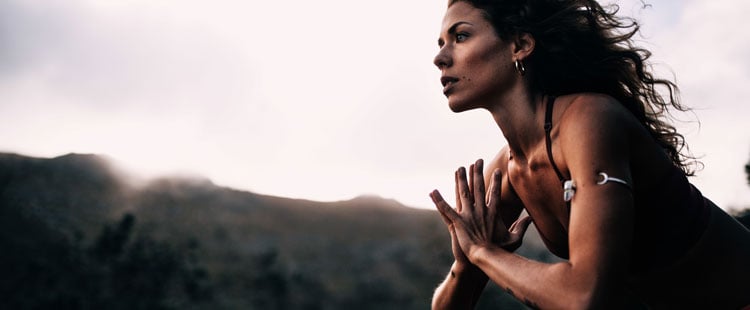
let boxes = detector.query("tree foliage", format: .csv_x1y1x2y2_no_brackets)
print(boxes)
0,213,212,310
737,154,750,228
0,153,559,309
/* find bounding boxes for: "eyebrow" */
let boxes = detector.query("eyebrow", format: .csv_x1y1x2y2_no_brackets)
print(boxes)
438,21,472,46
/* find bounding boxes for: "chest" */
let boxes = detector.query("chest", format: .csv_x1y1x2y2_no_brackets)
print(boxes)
507,155,572,258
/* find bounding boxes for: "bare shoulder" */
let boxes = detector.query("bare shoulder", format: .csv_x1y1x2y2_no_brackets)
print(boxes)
556,93,641,143
555,93,675,189
558,93,636,129
554,93,640,180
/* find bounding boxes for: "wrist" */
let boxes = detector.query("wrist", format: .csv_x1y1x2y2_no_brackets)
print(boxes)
468,244,502,266
451,261,487,282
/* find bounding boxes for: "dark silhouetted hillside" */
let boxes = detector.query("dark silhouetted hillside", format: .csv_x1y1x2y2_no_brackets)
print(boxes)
0,152,556,309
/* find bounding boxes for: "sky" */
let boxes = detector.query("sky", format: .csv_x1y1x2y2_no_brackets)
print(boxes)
1,0,749,210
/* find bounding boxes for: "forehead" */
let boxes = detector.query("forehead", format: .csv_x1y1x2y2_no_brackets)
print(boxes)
440,2,488,32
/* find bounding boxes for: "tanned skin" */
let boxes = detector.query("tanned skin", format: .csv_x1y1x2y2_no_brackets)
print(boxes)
429,2,750,309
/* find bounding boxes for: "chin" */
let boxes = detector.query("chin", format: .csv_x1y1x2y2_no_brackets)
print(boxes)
447,97,478,113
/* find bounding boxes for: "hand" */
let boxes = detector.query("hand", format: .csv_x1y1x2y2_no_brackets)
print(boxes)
431,159,533,261
434,166,477,272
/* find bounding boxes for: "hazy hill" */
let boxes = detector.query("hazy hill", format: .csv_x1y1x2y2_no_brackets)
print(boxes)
0,152,552,309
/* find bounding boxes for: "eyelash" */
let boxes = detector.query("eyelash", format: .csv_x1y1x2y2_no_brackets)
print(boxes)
438,32,470,48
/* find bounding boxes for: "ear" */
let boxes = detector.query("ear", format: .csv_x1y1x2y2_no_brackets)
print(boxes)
511,32,535,60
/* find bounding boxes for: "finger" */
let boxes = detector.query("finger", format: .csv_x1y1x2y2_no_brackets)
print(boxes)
454,169,463,212
457,167,474,212
468,163,475,196
508,214,522,231
510,216,533,235
437,203,452,226
471,160,488,233
486,168,502,207
473,159,486,210
487,169,506,232
431,190,462,223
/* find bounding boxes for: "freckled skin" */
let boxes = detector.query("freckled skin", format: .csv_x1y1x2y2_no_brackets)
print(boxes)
434,3,515,113
430,2,750,309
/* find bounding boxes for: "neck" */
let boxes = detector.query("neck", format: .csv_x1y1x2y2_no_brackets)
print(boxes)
485,87,546,162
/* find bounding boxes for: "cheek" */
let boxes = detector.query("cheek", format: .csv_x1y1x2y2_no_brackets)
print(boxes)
468,45,508,82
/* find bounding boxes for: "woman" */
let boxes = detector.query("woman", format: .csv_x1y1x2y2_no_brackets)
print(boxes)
428,0,750,309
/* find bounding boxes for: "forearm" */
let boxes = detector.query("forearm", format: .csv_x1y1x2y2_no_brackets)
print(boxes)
471,246,624,310
432,261,489,310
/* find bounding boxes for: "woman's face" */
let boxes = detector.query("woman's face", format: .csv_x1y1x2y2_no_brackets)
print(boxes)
434,2,515,112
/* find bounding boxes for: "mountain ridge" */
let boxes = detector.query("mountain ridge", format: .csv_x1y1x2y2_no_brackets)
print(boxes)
0,151,547,309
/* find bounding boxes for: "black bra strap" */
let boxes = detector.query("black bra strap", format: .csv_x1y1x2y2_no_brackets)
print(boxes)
544,95,566,183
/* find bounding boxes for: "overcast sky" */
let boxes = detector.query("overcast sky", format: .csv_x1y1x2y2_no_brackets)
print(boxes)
1,0,749,210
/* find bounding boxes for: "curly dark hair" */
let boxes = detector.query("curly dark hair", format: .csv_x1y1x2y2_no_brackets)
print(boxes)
449,0,699,175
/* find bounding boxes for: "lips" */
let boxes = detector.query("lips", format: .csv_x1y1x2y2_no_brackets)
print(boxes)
441,76,459,95
441,76,459,87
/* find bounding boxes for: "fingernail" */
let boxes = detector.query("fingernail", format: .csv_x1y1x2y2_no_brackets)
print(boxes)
433,190,440,198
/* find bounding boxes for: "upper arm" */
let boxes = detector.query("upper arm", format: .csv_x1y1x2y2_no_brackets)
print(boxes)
558,95,636,298
485,146,524,226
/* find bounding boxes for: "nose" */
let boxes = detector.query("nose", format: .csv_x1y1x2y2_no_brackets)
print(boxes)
433,47,452,69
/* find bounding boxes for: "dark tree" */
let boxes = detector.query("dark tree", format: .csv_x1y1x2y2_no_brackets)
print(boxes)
736,154,750,229
0,212,212,310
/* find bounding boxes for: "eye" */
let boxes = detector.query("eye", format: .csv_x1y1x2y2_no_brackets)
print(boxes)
456,32,469,42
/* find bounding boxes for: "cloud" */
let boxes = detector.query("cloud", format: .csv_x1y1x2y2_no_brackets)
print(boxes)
0,0,255,112
0,0,272,189
0,0,459,207
1,0,747,209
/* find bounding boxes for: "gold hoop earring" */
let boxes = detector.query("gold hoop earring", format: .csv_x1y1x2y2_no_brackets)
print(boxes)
514,59,526,76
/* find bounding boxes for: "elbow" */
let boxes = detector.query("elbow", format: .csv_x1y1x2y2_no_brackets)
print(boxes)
553,268,622,310
566,291,597,310
565,285,624,310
